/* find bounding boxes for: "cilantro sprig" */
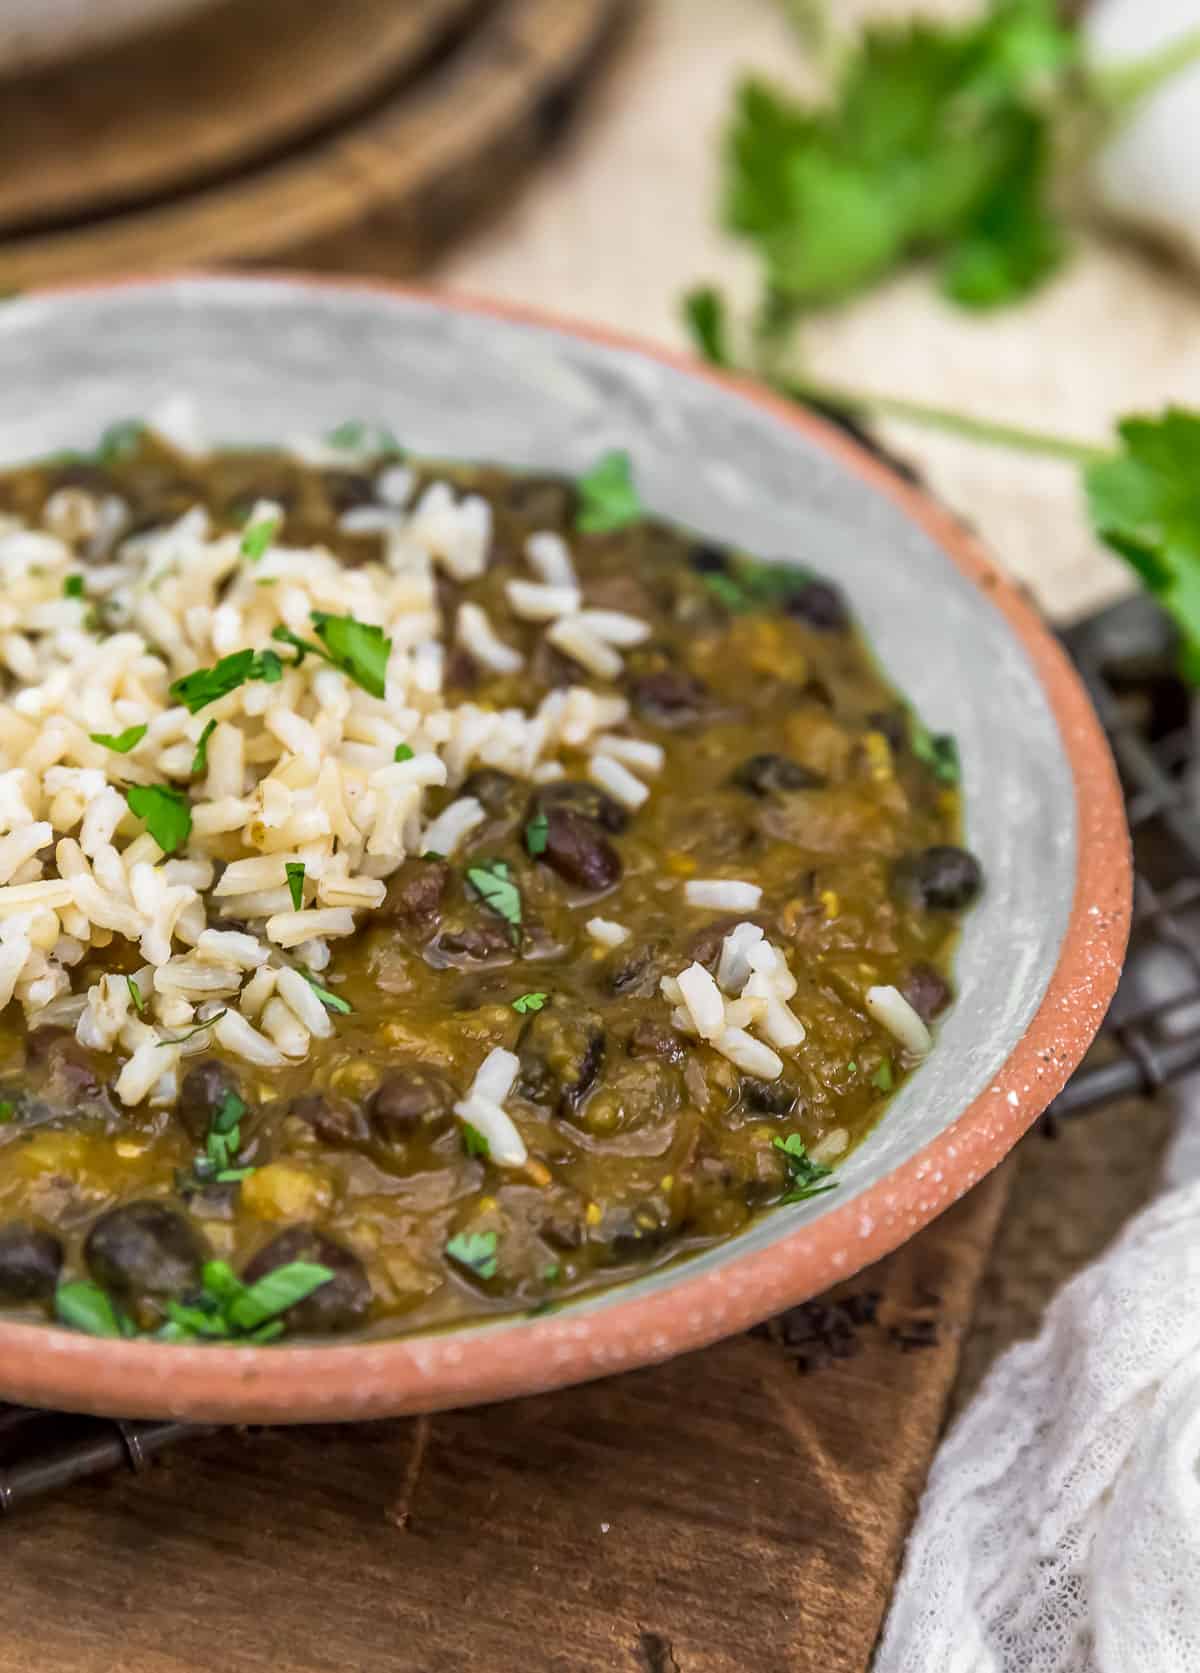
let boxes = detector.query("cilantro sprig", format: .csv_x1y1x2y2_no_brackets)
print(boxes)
446,1229,499,1281
169,647,283,715
55,1259,334,1345
90,723,147,755
125,784,192,855
576,451,643,534
270,612,392,699
772,1133,837,1203
466,859,522,942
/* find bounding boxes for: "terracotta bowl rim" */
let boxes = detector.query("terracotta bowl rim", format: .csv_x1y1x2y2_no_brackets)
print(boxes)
0,271,1132,1422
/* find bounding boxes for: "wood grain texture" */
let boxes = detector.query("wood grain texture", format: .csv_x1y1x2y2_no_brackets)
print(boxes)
0,0,630,288
0,0,490,235
0,1169,1010,1673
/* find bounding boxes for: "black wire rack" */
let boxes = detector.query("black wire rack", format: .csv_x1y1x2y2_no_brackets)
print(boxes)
1,591,1197,1513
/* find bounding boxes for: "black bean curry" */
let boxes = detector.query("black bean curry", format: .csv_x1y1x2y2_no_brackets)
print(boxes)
0,433,982,1343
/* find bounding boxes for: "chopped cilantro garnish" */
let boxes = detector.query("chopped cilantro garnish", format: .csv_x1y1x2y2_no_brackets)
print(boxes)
285,862,306,912
0,1099,13,1123
872,1060,895,1092
224,1261,334,1332
256,649,283,684
126,976,145,1015
300,970,352,1015
169,647,287,715
512,992,548,1015
908,710,960,785
421,850,445,863
847,1061,857,1075
125,783,192,855
63,574,84,599
446,1229,499,1281
311,611,391,699
55,1280,127,1338
90,723,148,755
462,1123,490,1159
773,1133,837,1203
524,811,549,857
394,743,415,763
191,718,217,777
96,419,145,465
240,513,280,561
158,1011,226,1047
325,419,403,457
466,859,522,941
576,450,643,534
542,1262,561,1284
682,285,731,368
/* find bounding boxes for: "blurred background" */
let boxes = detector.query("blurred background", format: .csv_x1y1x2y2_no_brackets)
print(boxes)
2,0,1198,618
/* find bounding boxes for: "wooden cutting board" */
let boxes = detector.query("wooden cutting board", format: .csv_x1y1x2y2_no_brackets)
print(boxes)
0,0,630,289
0,1167,1010,1673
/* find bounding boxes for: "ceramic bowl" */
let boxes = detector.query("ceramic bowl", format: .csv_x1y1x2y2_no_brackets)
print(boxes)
0,275,1129,1421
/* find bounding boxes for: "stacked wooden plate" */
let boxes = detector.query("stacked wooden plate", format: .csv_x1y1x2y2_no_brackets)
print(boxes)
0,0,629,288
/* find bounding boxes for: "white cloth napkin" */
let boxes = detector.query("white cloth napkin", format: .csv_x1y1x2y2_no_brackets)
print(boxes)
875,1088,1200,1673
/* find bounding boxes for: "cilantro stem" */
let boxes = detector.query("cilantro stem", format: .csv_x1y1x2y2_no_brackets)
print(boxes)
1089,26,1200,123
773,372,1110,467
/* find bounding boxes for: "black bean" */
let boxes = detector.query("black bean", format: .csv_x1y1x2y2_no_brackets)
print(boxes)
320,469,377,513
289,1092,368,1147
630,669,711,728
244,1225,371,1335
688,542,730,574
731,753,826,796
0,1223,62,1302
627,1020,686,1065
529,780,629,834
85,1201,207,1300
741,1077,798,1117
895,846,984,911
902,962,953,1022
367,1065,456,1144
541,808,622,892
177,1059,242,1144
380,859,451,934
783,578,850,632
518,1005,606,1113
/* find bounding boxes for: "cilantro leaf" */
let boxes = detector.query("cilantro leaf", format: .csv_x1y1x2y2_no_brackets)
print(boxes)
55,1280,126,1338
1084,409,1200,681
576,451,643,534
63,574,84,599
466,859,522,940
682,286,731,368
524,812,549,856
158,1011,226,1046
512,992,548,1015
90,723,147,755
872,1060,895,1092
311,611,391,699
462,1123,490,1159
125,784,192,855
225,1261,334,1332
907,711,960,786
285,861,306,912
300,969,352,1015
240,513,280,561
96,419,145,465
394,743,414,763
170,648,257,715
191,718,217,778
325,419,403,457
720,4,1074,319
446,1229,499,1281
126,976,145,1014
0,1099,14,1122
772,1133,837,1203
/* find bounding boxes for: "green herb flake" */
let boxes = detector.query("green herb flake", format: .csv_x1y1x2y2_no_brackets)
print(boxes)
158,1010,226,1047
191,718,217,778
126,976,145,1015
63,574,85,599
772,1132,837,1204
446,1229,499,1281
466,859,522,940
846,1061,857,1075
421,850,445,863
908,710,960,785
576,450,643,534
96,419,146,465
90,723,148,755
125,783,192,855
311,611,391,699
225,1261,334,1333
872,1060,895,1092
542,1262,561,1284
512,992,548,1015
325,419,403,457
55,1279,125,1338
240,513,280,561
301,970,352,1015
682,284,732,368
462,1123,491,1159
255,649,284,684
394,743,415,763
0,1099,14,1123
169,648,257,715
285,861,306,912
524,812,549,857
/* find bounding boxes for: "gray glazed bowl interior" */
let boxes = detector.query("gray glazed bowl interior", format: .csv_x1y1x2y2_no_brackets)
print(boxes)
0,276,1074,1320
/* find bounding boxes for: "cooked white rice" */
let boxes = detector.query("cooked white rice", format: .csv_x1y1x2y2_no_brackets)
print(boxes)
663,922,807,1081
